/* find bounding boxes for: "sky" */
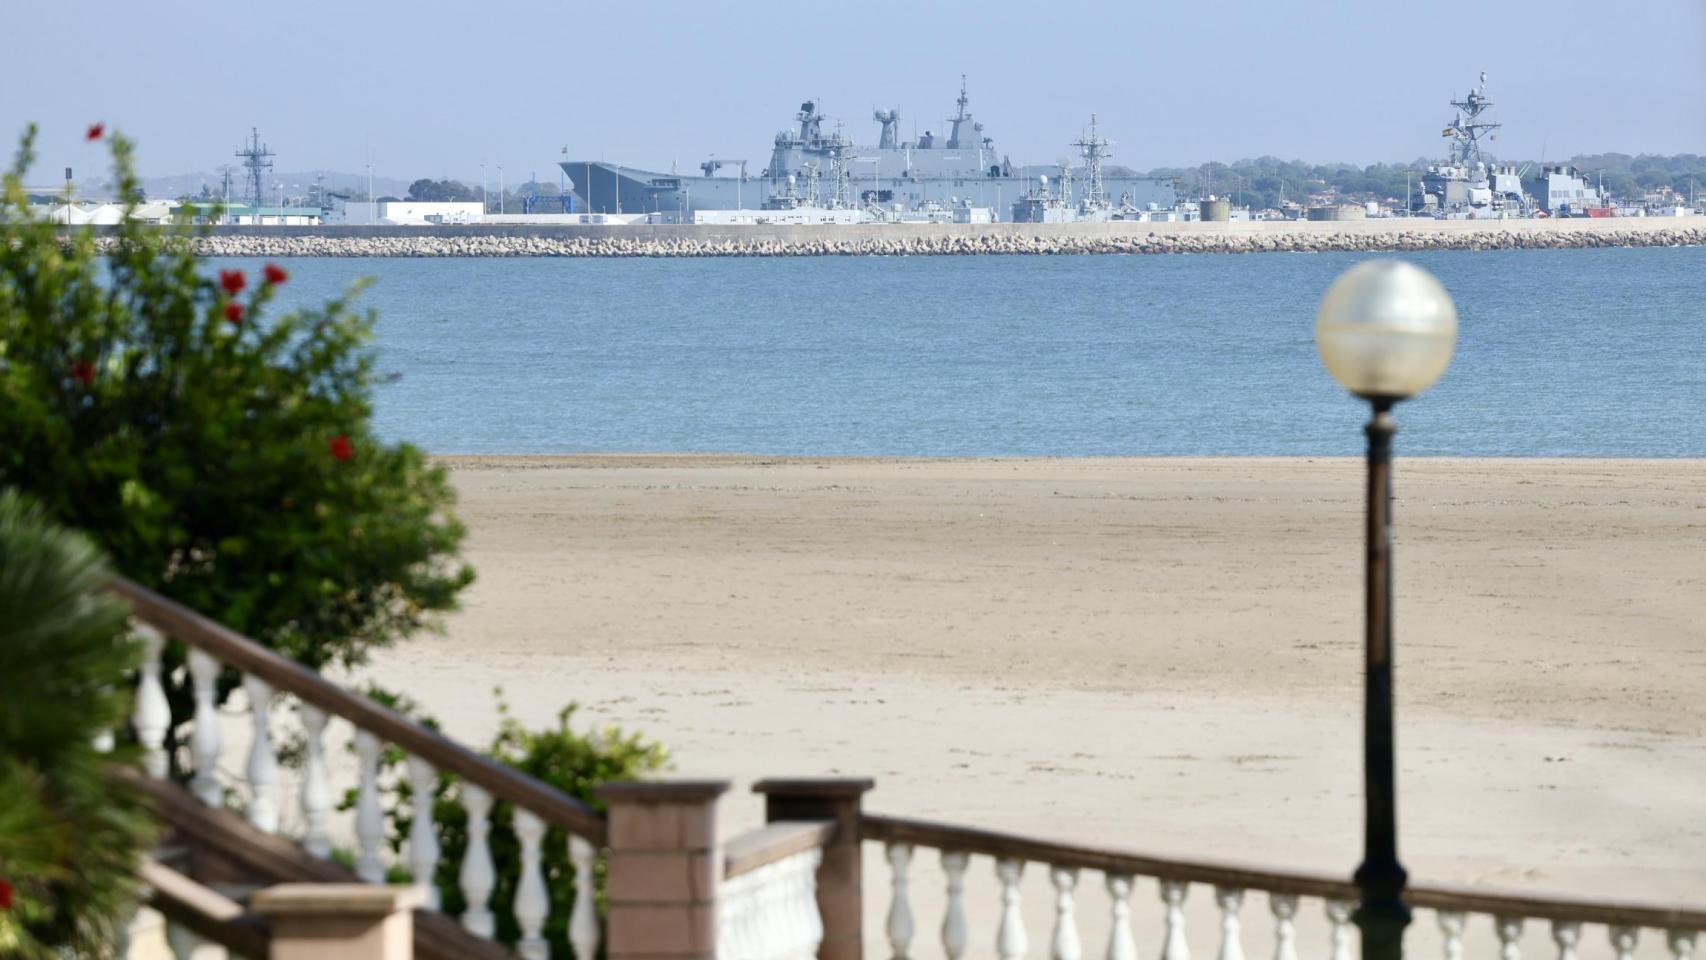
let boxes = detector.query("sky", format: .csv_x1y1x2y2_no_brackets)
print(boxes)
8,0,1704,186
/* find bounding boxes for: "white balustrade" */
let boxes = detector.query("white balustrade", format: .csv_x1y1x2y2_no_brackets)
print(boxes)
1552,920,1581,960
187,647,222,804
241,674,278,832
1439,911,1467,960
717,847,823,960
887,843,915,960
132,624,170,779
406,755,441,909
1160,880,1191,960
1215,887,1245,960
513,808,550,960
353,729,386,884
996,858,1028,960
1670,931,1698,960
1324,900,1354,960
568,834,600,960
1496,916,1525,960
1268,894,1298,960
459,785,496,937
1051,867,1083,960
298,703,332,859
1611,926,1639,960
1106,875,1138,960
942,850,970,960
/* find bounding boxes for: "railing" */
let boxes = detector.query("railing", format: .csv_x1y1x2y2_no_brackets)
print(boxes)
112,577,605,960
863,814,1706,960
720,821,837,960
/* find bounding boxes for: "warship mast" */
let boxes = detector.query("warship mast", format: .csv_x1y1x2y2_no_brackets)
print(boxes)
1072,114,1112,209
1445,71,1500,165
235,127,274,205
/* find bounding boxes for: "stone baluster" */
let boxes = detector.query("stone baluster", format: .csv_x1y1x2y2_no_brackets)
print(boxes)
1669,931,1698,960
458,785,496,937
996,858,1028,960
568,834,599,960
132,624,170,779
1052,867,1083,960
406,755,441,909
886,843,915,960
187,648,223,804
353,730,386,883
242,674,278,832
165,919,212,960
1552,921,1581,960
1106,875,1138,960
1611,926,1639,960
1215,888,1245,960
1439,911,1467,960
513,808,550,960
942,851,970,960
1268,894,1298,960
1159,880,1191,960
299,704,332,858
1496,916,1524,960
1324,900,1354,960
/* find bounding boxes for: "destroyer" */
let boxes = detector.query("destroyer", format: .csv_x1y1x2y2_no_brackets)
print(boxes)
1413,72,1532,218
561,78,1175,219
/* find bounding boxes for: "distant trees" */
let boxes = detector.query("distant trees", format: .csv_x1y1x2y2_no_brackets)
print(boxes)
405,178,479,203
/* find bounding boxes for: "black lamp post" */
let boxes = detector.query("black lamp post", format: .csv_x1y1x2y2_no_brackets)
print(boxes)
1315,261,1459,960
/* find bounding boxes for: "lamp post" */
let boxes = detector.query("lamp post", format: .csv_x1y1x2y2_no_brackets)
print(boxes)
1315,260,1458,960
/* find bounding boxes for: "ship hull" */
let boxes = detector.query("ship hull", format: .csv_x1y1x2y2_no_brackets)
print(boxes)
560,159,1175,219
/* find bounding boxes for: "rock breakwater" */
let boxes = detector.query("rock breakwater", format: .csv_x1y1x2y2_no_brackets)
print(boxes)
97,224,1706,258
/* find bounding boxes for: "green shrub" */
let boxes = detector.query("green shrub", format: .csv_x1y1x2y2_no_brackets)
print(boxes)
0,126,473,749
351,689,667,959
0,489,156,958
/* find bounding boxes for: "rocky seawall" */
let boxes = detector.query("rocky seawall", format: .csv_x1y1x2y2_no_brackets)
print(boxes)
95,222,1706,257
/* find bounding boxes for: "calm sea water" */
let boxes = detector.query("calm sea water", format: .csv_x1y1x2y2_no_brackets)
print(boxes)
217,247,1705,457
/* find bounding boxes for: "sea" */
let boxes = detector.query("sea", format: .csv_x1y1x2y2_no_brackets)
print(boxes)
218,246,1706,457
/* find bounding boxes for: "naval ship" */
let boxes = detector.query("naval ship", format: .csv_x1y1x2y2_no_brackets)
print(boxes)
1413,72,1533,218
559,79,1176,218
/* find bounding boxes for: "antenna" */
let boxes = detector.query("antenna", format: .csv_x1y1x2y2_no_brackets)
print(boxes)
234,127,275,205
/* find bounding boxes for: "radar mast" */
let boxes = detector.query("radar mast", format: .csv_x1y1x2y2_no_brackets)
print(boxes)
235,127,274,205
1071,114,1113,210
1445,71,1500,166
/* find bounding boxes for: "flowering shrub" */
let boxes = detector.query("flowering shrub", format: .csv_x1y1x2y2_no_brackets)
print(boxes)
0,126,473,736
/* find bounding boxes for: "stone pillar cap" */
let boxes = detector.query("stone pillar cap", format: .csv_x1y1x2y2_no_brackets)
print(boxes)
251,884,428,917
753,778,876,798
596,779,731,803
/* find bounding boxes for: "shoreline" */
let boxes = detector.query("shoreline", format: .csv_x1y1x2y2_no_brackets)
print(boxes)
372,454,1706,901
90,216,1706,257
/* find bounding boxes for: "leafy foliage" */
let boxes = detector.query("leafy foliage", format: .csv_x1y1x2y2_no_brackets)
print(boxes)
405,178,480,203
0,125,473,750
352,689,667,959
0,490,156,959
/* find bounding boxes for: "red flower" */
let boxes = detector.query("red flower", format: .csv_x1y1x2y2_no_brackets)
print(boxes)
219,269,246,294
0,877,14,910
85,123,104,142
69,359,95,385
329,435,353,462
263,262,288,285
224,302,244,325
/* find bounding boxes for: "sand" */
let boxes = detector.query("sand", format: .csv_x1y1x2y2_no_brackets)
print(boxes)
366,455,1706,916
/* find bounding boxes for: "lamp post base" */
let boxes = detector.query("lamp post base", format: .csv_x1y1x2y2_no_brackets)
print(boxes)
1353,857,1411,960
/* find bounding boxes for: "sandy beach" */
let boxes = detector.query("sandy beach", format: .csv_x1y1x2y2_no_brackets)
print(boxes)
367,455,1706,914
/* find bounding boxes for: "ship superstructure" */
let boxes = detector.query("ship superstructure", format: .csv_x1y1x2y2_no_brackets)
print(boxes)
1414,73,1532,218
561,78,1175,219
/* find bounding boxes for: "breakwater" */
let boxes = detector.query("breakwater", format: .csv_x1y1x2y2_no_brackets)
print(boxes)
101,217,1706,257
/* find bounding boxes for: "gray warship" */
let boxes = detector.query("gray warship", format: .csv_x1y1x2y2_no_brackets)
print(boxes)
560,79,1176,218
1413,73,1532,218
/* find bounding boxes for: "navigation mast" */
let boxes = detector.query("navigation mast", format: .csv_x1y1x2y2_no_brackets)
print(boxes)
1071,114,1113,209
1445,71,1500,166
235,127,275,205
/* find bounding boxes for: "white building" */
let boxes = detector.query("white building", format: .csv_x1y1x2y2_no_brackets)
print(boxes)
342,200,484,225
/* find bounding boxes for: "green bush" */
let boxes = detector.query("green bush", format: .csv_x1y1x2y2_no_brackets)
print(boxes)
0,126,473,747
352,690,667,959
0,490,156,958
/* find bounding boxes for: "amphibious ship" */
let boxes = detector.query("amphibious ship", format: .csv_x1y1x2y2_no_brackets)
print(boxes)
559,79,1176,218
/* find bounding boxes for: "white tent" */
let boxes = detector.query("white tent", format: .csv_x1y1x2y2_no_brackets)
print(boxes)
86,204,126,225
47,204,94,224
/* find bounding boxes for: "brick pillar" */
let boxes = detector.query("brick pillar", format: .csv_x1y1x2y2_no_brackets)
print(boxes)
597,780,730,960
753,778,875,960
250,883,426,960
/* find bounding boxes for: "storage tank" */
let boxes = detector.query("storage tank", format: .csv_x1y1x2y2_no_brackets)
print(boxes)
1198,198,1231,222
1307,204,1368,221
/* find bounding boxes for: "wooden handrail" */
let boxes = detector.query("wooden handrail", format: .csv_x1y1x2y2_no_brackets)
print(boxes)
862,814,1706,931
141,859,272,959
109,576,607,845
723,820,836,880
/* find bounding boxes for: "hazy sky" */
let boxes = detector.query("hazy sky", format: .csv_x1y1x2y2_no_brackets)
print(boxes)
10,0,1704,184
